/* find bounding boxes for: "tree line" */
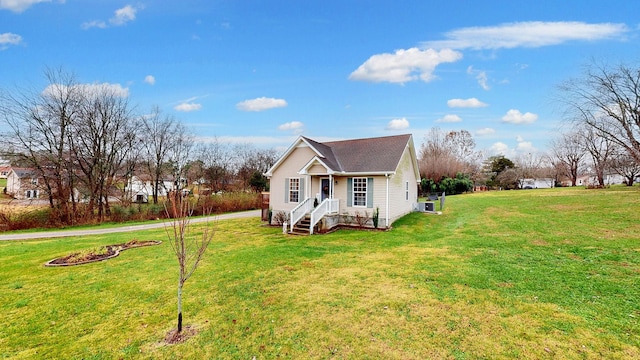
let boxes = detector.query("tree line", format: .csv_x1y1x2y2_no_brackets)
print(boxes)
418,61,640,192
0,69,277,225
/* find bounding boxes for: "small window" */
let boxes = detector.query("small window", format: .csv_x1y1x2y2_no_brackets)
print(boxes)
289,178,300,203
352,177,367,207
405,181,409,200
30,178,38,185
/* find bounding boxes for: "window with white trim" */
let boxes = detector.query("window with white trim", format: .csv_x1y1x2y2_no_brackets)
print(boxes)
352,177,367,207
289,178,300,203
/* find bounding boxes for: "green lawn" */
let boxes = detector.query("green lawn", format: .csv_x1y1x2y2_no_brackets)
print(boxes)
1,186,639,359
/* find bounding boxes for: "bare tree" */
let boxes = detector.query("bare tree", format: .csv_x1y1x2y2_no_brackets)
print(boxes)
0,68,80,223
550,131,585,186
419,127,478,182
71,83,137,220
196,139,236,193
141,107,184,204
167,122,193,193
560,61,640,163
578,124,618,186
514,152,544,188
611,153,640,186
164,192,212,336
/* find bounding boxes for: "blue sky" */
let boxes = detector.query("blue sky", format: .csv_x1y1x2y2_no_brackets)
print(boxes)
1,0,638,157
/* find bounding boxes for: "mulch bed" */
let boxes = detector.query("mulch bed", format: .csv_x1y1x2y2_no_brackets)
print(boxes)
164,326,199,345
44,240,162,267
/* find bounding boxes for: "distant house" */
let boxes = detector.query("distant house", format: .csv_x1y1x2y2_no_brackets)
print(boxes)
6,168,42,200
265,134,420,234
520,178,554,189
126,175,177,203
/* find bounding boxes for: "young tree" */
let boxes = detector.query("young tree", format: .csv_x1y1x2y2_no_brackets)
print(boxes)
164,192,213,336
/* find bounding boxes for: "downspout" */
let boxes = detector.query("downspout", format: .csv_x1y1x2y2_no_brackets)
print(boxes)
385,173,390,228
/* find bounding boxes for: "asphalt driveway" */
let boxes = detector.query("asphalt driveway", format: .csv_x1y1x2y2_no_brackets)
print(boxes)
0,210,261,241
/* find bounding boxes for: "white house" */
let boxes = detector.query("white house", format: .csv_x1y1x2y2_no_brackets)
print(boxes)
126,175,176,203
265,134,420,234
520,178,554,189
6,168,42,200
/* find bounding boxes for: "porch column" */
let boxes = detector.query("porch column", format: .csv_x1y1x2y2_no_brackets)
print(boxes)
329,174,333,199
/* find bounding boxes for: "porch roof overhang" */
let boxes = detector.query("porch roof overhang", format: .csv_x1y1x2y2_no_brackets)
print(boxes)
298,156,336,175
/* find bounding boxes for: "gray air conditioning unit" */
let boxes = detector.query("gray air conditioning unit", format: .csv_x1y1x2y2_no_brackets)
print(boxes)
417,202,435,212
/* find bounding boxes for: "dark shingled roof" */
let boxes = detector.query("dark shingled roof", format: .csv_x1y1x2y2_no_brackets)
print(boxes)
302,134,412,173
10,168,37,178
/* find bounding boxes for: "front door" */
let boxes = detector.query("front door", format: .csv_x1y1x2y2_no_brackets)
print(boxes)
321,178,330,201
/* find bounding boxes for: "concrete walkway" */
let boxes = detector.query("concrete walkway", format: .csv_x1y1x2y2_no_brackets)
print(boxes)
0,210,261,241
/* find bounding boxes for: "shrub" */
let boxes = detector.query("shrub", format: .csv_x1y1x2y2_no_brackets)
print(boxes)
354,211,370,228
0,207,53,231
272,210,289,226
372,207,380,228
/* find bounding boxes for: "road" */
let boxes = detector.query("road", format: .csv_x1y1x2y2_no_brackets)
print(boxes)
0,210,261,241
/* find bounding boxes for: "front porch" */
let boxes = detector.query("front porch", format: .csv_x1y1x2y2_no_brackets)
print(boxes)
289,196,340,235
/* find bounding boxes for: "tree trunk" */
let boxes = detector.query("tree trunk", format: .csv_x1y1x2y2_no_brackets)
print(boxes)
177,281,183,333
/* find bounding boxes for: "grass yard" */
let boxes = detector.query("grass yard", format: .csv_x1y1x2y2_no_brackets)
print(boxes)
1,186,639,359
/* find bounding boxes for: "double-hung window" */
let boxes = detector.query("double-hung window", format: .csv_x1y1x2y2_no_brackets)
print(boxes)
289,178,300,203
352,177,367,207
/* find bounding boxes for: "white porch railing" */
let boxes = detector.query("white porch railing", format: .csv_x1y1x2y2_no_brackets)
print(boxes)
290,197,314,232
309,198,339,234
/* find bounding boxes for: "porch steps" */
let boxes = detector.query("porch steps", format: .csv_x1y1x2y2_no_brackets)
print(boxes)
290,215,312,235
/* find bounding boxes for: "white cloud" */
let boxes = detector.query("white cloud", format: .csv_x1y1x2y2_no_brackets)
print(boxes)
174,102,202,112
82,4,139,29
236,97,288,112
42,82,129,98
489,142,509,155
447,97,488,108
422,21,628,50
144,75,155,85
0,0,55,13
476,127,495,136
0,32,22,50
517,140,536,153
349,47,462,84
515,136,537,153
467,66,489,90
81,20,106,29
278,121,304,132
502,109,538,124
386,117,410,130
110,4,137,26
436,114,462,123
